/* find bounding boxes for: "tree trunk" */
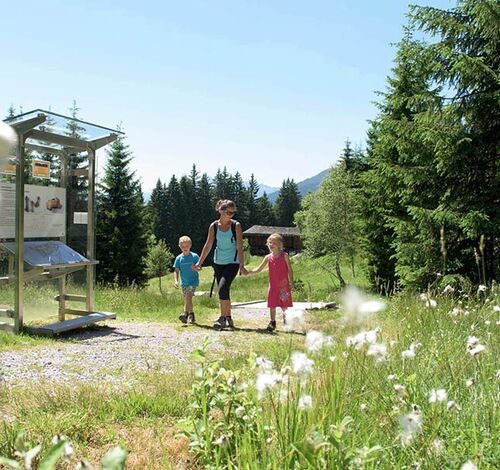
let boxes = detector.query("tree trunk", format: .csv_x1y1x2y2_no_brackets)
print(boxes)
335,252,346,288
159,276,162,294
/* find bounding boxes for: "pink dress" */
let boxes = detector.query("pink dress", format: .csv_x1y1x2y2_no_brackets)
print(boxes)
267,252,293,309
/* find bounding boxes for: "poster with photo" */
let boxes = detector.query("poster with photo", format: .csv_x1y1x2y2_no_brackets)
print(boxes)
0,182,66,239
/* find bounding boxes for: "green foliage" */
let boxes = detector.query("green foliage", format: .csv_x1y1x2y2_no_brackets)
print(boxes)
295,164,359,286
0,432,126,470
360,0,500,290
96,134,149,287
144,238,174,293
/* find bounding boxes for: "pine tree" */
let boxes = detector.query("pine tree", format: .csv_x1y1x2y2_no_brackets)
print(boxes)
96,134,148,286
274,179,301,227
256,193,276,226
145,238,173,293
247,174,260,226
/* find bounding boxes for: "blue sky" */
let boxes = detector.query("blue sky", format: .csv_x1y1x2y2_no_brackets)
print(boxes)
1,0,453,190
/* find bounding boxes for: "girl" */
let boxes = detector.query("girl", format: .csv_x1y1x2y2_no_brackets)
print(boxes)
194,199,246,330
247,233,293,332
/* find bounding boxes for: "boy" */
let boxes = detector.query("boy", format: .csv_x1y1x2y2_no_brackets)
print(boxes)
173,236,200,324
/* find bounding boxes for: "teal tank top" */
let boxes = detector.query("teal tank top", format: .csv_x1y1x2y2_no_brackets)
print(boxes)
214,225,239,265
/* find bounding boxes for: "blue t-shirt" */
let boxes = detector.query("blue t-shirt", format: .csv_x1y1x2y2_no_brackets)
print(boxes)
214,225,240,265
173,252,200,287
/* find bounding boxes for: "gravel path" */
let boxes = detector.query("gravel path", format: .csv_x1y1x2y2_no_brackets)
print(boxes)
0,304,312,388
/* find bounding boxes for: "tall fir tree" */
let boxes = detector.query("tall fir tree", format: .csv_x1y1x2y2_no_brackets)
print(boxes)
247,174,260,226
256,192,276,226
274,178,301,227
96,134,148,286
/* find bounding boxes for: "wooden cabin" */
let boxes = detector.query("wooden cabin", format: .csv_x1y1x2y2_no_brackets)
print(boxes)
243,225,302,255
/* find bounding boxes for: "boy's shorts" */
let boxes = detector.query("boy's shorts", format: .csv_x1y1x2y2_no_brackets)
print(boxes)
182,285,197,295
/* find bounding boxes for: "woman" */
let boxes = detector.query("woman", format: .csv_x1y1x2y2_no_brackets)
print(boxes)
195,199,246,330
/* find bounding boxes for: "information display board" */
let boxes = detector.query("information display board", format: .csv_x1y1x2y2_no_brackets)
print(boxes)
0,182,66,238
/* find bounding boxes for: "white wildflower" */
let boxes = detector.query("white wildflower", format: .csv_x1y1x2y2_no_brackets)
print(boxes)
467,336,479,346
450,307,461,316
342,286,386,324
256,356,274,371
446,400,461,411
360,403,367,412
484,320,491,325
298,394,313,410
426,299,437,308
284,309,305,332
390,340,397,348
467,344,486,356
393,384,407,397
387,374,398,382
329,355,336,362
428,389,447,404
419,293,428,301
477,285,487,292
256,371,281,398
460,461,478,470
214,435,228,447
291,352,314,379
496,370,500,379
442,285,455,294
306,330,334,353
399,409,423,446
428,438,444,455
493,305,500,312
235,406,245,417
466,378,475,387
346,328,380,349
342,351,349,358
367,342,388,363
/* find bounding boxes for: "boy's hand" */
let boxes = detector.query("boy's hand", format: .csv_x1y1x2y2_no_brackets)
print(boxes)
240,266,248,275
174,281,179,289
193,262,202,271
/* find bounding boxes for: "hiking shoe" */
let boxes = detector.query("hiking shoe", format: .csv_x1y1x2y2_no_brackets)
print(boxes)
213,316,227,330
187,312,196,324
226,317,234,330
178,312,188,324
266,320,277,332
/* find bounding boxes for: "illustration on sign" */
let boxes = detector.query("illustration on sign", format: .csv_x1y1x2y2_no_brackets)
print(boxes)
0,182,66,238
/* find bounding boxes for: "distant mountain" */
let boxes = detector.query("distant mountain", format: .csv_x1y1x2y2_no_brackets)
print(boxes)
267,169,330,203
256,183,280,197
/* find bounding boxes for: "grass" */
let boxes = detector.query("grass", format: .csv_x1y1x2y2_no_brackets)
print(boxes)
0,255,498,468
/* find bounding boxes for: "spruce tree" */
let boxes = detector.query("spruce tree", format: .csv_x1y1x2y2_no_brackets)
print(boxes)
96,134,148,286
256,193,276,226
247,174,260,226
274,179,301,227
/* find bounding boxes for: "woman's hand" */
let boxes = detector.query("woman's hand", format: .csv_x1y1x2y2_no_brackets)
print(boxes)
193,262,202,271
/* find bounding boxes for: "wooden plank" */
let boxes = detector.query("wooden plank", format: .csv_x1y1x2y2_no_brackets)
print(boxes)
54,294,86,303
23,312,116,336
0,322,15,333
62,308,90,316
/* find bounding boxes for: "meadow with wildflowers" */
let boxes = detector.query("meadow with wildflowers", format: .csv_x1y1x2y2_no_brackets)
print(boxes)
0,256,498,468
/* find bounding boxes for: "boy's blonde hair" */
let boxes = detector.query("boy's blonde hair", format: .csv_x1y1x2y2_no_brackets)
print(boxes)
266,233,283,250
178,235,192,246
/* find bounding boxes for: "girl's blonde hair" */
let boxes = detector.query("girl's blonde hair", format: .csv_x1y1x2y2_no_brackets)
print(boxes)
266,233,283,250
215,199,237,212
